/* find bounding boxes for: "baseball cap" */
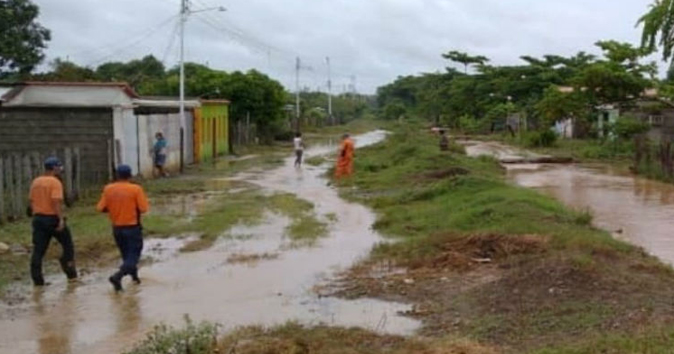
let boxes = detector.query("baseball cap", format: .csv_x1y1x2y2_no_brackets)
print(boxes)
44,157,62,171
116,165,132,179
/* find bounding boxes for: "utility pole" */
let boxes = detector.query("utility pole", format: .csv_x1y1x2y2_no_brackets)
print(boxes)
179,0,188,172
178,1,225,170
326,57,333,125
295,57,301,132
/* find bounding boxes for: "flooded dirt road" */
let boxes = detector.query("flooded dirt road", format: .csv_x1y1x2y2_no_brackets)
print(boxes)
0,131,418,354
464,140,674,266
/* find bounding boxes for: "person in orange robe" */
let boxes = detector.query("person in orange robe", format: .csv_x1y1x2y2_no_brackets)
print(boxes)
335,134,355,179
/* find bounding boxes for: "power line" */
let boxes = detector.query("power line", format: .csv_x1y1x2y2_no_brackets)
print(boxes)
84,15,179,67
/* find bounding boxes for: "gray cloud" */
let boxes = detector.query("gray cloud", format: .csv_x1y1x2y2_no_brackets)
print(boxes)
33,0,657,93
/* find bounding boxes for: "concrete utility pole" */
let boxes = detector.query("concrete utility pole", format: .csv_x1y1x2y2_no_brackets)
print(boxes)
295,57,301,132
178,1,225,170
179,0,188,172
326,57,333,125
179,0,188,130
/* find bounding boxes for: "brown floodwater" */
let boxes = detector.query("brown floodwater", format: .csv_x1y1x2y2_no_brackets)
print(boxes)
465,140,674,266
0,130,418,354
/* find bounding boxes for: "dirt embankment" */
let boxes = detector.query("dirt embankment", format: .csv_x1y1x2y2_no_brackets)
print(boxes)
327,231,674,352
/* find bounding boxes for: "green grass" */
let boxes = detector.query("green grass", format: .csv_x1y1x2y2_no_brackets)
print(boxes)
531,327,674,354
125,316,217,354
303,119,385,137
305,155,327,166
331,122,674,352
495,134,635,163
266,193,328,244
341,124,629,258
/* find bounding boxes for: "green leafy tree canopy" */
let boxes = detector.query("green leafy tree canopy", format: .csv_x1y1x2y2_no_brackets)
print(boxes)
0,0,51,77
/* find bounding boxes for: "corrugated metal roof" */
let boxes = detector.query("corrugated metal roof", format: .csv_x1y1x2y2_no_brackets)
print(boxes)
0,87,13,101
133,98,201,108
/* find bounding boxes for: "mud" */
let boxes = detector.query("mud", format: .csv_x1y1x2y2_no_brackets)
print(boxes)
0,130,419,354
465,140,674,266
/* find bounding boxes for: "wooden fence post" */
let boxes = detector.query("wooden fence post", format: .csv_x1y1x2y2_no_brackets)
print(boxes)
13,154,23,218
107,139,114,181
74,147,81,199
23,154,32,191
0,157,4,223
64,147,73,203
4,156,13,220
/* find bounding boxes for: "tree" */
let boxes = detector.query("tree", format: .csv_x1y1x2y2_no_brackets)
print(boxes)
36,58,97,81
0,0,51,77
96,55,166,91
442,51,489,74
639,0,674,61
536,86,589,129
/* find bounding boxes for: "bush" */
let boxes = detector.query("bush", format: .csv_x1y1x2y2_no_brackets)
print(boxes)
611,116,649,140
382,102,407,120
526,130,558,148
125,316,218,354
458,115,485,134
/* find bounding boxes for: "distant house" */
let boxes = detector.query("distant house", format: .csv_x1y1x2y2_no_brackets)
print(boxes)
554,86,674,141
0,82,229,182
132,96,200,177
0,82,138,185
194,100,230,164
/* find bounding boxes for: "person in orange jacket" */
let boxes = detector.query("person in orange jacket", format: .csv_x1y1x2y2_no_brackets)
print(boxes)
335,134,355,179
28,157,78,286
97,165,149,292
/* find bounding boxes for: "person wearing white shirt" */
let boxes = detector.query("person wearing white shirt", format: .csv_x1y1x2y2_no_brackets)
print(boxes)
293,132,305,167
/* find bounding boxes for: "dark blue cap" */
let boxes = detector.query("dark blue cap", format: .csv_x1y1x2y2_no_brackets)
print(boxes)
44,157,62,171
116,165,132,179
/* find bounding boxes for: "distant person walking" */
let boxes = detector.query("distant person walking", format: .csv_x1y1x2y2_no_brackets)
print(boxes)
439,129,449,151
97,165,149,292
28,157,78,286
335,134,355,179
153,132,168,178
294,132,305,167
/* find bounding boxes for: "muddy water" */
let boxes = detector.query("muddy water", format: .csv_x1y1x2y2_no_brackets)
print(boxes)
0,130,418,354
465,140,674,266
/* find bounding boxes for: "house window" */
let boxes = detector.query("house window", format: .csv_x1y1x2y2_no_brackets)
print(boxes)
650,115,664,127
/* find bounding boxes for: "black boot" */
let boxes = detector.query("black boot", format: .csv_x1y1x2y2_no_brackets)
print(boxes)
109,272,123,292
60,259,78,281
131,270,141,285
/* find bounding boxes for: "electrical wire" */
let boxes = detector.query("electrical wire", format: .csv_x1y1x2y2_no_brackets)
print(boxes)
85,15,179,67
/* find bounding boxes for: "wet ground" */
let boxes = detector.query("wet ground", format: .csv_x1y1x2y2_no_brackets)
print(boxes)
464,140,674,266
0,130,419,354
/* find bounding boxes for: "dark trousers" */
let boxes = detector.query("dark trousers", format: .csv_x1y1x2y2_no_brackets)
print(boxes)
295,150,303,166
113,225,143,279
31,215,78,285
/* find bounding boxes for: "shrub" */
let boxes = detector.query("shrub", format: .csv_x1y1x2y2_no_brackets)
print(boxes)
611,116,649,140
458,115,485,134
125,316,218,354
526,130,558,148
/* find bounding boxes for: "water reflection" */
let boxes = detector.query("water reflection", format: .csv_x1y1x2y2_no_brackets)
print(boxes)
465,140,674,266
34,284,78,354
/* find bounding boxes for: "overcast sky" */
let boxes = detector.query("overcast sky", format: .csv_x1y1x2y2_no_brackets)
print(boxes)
32,0,659,94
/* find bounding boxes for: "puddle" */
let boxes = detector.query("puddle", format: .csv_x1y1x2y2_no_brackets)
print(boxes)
466,140,674,266
0,130,419,354
150,192,219,221
143,236,198,262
